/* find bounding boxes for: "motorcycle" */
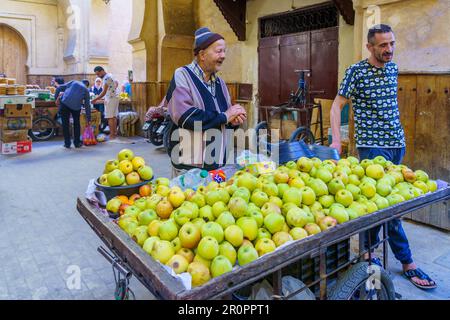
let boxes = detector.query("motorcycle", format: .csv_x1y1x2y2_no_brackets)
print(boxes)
143,106,168,147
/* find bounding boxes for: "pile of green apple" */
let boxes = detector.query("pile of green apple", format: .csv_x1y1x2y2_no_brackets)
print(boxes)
112,155,438,288
99,149,154,187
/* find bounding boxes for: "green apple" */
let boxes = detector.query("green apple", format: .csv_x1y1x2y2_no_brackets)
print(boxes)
262,183,279,197
228,197,249,219
219,241,237,265
264,213,285,234
199,205,215,222
311,157,323,168
224,225,244,247
285,161,298,170
312,210,326,224
205,190,222,207
237,245,259,266
118,149,135,162
132,226,149,246
105,159,119,173
346,156,359,165
319,195,335,208
179,222,201,249
333,171,349,185
216,212,236,230
201,222,224,243
316,168,333,183
181,201,199,219
346,184,361,201
197,236,220,260
366,164,385,180
297,157,314,173
189,193,206,208
217,188,231,204
361,176,377,186
360,159,374,170
237,173,257,192
290,227,308,240
171,237,182,252
124,205,141,218
335,189,354,207
307,178,329,197
277,183,290,198
251,191,269,208
138,166,153,181
304,223,322,236
348,174,361,186
376,180,393,197
210,255,233,278
167,254,189,274
191,218,206,231
143,236,160,255
359,200,378,214
226,183,238,196
360,181,377,198
375,197,390,210
346,208,359,220
262,202,282,217
255,238,277,256
269,196,283,208
256,228,272,241
106,198,122,214
373,156,387,167
236,217,258,241
107,169,126,187
173,207,192,226
427,180,438,192
281,203,298,216
413,181,429,194
288,178,306,189
327,178,345,195
318,216,338,231
274,170,290,184
329,206,350,224
246,210,264,228
99,174,109,186
146,194,163,210
233,188,251,202
349,202,368,216
351,164,366,179
272,232,293,247
155,177,170,187
415,170,429,183
286,207,314,228
212,201,228,218
151,240,175,264
380,175,396,188
158,219,178,241
137,209,158,226
282,187,302,206
398,188,415,201
300,187,316,206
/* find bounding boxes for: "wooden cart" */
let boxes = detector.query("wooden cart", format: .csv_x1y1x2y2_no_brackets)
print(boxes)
76,181,450,300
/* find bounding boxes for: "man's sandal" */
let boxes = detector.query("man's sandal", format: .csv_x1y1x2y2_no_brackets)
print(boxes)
403,268,437,290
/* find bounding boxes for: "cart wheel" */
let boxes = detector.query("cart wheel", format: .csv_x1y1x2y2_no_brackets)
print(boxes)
328,262,396,300
289,127,315,144
255,121,270,150
163,121,174,154
29,116,56,141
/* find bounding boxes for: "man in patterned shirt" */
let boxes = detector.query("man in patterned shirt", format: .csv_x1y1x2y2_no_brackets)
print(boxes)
330,24,436,290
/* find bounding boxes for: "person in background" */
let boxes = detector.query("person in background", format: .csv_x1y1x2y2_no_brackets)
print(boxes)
55,79,91,149
51,76,65,88
92,66,120,141
90,77,106,131
122,78,132,97
330,24,436,290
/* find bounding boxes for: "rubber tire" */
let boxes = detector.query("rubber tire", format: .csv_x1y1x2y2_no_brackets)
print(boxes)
328,262,396,300
28,116,56,141
288,127,316,144
163,121,173,154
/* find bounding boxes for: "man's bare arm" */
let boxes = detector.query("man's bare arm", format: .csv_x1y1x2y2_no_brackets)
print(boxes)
330,95,350,154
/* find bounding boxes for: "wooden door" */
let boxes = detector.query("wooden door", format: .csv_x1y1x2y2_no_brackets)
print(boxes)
279,32,310,103
0,24,28,84
258,36,280,106
397,75,417,168
310,27,339,100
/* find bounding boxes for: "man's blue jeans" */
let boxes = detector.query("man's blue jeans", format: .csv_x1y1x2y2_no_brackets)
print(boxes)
358,147,413,265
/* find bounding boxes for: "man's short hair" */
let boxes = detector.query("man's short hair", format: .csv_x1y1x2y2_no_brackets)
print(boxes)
54,77,65,85
81,79,90,87
94,66,105,73
368,24,393,44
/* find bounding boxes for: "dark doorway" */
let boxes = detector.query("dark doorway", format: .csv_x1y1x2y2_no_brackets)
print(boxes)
258,2,339,107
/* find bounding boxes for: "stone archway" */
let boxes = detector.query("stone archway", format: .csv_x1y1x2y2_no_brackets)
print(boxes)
0,23,28,84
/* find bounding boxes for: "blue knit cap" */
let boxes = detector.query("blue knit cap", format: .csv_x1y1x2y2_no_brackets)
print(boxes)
194,27,224,55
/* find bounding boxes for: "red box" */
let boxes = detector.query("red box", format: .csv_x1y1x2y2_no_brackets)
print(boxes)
0,138,32,155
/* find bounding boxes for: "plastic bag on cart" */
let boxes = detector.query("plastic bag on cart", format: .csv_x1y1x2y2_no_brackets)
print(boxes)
85,178,109,216
248,277,315,300
236,150,277,176
162,265,192,290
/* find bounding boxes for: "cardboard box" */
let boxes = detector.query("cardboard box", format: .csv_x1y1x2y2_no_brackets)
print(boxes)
0,117,32,130
0,129,29,143
4,104,32,118
0,138,32,155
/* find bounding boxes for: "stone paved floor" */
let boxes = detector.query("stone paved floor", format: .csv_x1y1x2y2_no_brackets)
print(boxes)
0,137,449,300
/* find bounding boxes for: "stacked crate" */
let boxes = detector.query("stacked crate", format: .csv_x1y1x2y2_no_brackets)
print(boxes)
0,97,34,155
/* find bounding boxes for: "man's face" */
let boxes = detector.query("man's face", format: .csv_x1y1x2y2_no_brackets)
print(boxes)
95,79,102,87
199,39,227,74
95,70,106,79
367,32,395,64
